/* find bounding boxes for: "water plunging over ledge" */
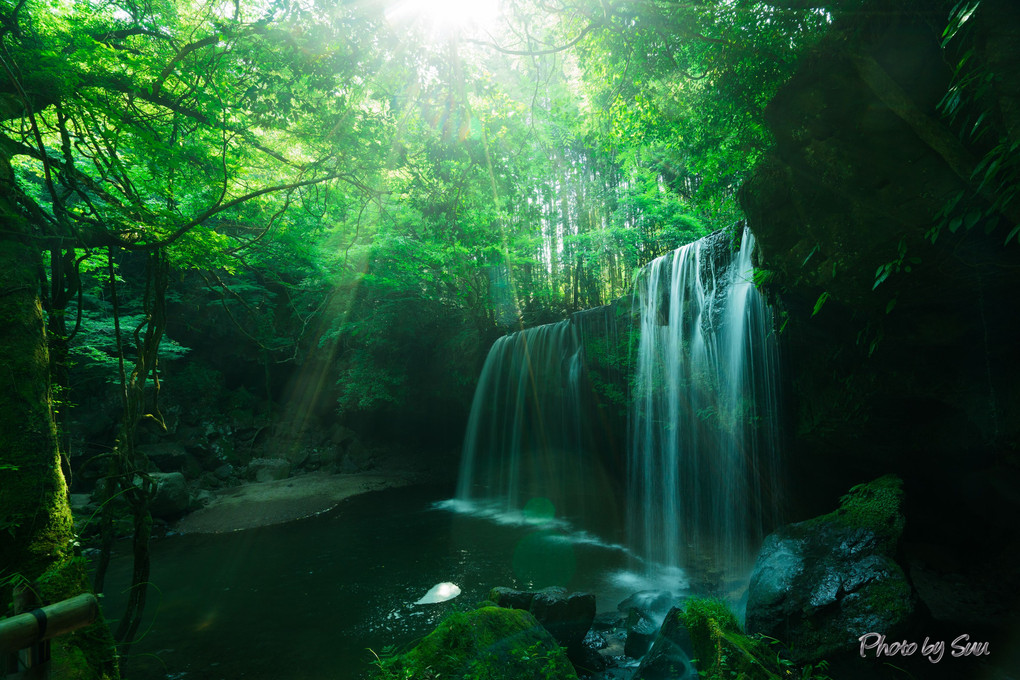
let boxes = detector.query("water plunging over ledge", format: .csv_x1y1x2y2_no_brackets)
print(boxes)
454,227,782,586
629,227,782,580
454,320,609,526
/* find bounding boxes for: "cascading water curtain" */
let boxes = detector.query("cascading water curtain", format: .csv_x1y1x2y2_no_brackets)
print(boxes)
629,227,782,580
455,321,587,519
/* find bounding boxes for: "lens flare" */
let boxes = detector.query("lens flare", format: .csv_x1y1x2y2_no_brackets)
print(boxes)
386,0,501,36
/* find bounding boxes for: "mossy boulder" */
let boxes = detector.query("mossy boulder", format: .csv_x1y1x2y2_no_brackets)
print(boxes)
815,473,905,551
377,606,577,680
633,605,696,680
745,475,917,663
487,586,596,658
650,599,790,680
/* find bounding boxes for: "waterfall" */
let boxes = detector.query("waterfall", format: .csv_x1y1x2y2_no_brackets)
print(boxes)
452,227,781,587
455,321,590,520
629,227,782,579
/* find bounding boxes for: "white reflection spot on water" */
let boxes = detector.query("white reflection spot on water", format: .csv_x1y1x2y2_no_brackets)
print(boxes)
413,582,462,605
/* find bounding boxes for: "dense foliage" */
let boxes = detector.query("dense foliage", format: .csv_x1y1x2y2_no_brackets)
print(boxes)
0,0,843,431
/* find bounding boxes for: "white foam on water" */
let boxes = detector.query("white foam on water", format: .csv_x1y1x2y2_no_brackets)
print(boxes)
607,565,690,595
434,498,634,556
432,498,571,530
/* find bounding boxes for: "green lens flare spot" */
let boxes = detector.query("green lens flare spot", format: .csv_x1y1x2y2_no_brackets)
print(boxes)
512,530,576,589
522,497,556,524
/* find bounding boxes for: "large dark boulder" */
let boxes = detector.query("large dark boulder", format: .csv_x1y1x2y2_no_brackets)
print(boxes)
623,606,658,659
530,589,597,654
615,590,680,659
633,606,697,680
147,471,190,519
488,585,539,610
745,475,918,663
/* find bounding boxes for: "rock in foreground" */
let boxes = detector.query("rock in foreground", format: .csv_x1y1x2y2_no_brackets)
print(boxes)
488,586,596,659
632,605,696,680
376,606,576,680
745,475,917,663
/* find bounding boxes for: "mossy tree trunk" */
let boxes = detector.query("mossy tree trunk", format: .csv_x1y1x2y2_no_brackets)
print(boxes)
0,152,119,678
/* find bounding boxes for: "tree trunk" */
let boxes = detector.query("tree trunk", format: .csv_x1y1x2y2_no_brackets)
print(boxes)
0,153,119,678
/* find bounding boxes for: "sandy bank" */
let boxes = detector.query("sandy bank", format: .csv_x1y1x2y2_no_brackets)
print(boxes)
174,471,414,534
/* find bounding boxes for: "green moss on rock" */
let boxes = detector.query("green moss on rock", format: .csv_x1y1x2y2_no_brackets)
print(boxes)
680,598,773,680
857,569,915,629
835,475,904,535
377,606,577,680
808,473,905,551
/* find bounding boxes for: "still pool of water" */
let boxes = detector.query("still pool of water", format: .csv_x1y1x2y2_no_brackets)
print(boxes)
102,485,684,680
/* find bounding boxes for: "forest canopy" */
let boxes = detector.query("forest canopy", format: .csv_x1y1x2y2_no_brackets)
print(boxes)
0,0,841,416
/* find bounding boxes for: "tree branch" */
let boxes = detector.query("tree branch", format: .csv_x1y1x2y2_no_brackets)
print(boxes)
151,34,222,97
154,172,351,248
466,21,598,56
851,50,1020,226
86,72,297,168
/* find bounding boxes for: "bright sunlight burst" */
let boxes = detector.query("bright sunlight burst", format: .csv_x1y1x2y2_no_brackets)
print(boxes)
386,0,501,36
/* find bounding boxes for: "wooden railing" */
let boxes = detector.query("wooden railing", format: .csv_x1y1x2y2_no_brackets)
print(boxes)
0,594,99,680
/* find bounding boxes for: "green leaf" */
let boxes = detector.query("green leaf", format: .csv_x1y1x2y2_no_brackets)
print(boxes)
873,269,890,290
964,210,982,231
945,190,964,215
811,291,830,317
969,111,988,138
1005,224,1020,245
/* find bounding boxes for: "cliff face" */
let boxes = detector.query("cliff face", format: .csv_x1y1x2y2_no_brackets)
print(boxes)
740,0,1020,643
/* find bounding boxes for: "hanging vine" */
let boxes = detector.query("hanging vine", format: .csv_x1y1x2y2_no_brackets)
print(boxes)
91,246,169,645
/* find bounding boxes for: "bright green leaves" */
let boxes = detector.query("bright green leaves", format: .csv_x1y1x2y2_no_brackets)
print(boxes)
1,0,399,258
811,291,830,317
872,261,892,291
166,226,237,272
942,1,981,47
873,238,920,291
568,0,831,231
934,0,1020,246
69,311,190,385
